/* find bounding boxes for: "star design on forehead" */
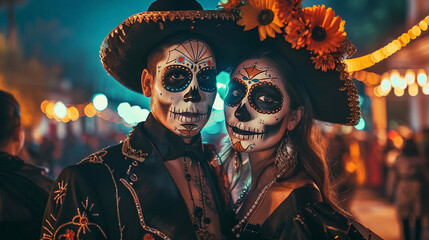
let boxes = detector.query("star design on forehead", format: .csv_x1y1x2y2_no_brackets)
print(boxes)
166,40,213,65
239,63,271,83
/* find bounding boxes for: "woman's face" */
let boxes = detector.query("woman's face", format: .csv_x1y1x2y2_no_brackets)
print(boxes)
224,58,298,152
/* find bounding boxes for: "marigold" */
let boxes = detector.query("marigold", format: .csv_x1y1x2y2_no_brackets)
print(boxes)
276,0,302,23
304,5,346,54
284,12,309,49
220,0,242,12
311,53,336,72
237,0,284,41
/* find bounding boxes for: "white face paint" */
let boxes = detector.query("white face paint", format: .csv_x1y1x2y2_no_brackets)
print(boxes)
224,58,291,152
150,40,217,138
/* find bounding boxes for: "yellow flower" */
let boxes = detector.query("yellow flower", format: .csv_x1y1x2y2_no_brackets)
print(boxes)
237,0,284,41
311,53,336,71
304,5,346,54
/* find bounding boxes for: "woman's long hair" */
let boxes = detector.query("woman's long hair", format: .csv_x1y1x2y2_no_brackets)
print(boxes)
220,45,347,215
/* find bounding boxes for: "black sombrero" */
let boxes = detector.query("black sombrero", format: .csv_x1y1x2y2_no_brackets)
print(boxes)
100,0,247,93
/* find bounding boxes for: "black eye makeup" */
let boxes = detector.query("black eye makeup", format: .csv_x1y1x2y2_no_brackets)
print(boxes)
225,78,247,107
162,65,193,92
248,81,283,114
197,66,217,92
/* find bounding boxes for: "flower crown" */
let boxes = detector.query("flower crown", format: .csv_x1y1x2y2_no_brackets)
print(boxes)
220,0,352,72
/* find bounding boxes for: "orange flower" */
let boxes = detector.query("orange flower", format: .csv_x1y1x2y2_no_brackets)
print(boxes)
311,53,336,71
284,12,310,49
220,0,242,12
276,0,302,23
304,5,346,54
237,0,284,41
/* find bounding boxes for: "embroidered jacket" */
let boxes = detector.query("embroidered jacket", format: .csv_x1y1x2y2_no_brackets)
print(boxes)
40,114,231,240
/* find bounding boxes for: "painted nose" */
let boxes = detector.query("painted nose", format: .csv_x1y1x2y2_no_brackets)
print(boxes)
184,86,201,103
234,103,251,122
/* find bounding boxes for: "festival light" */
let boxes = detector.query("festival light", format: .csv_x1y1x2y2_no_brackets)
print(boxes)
408,83,418,96
404,70,415,85
67,107,80,121
394,87,404,97
417,70,427,87
345,15,429,72
354,118,366,131
84,103,97,117
54,101,67,118
92,93,108,111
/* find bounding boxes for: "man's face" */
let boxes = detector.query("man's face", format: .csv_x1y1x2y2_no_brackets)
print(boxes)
150,40,217,138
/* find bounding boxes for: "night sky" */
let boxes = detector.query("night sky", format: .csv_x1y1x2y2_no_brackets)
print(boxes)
0,0,407,106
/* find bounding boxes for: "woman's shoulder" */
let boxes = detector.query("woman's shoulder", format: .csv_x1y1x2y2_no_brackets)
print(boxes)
267,186,381,240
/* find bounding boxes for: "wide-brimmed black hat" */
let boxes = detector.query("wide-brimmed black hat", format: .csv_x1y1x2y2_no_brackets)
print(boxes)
221,1,360,126
100,0,247,93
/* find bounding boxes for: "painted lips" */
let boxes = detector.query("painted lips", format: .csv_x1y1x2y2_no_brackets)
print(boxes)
169,108,208,123
227,122,265,140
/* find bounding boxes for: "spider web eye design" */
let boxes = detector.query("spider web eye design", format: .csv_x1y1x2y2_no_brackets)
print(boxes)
197,66,217,92
225,78,247,107
162,65,193,92
248,81,283,114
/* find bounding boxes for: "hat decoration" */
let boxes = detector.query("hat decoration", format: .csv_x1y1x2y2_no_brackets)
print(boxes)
220,0,360,125
221,0,353,72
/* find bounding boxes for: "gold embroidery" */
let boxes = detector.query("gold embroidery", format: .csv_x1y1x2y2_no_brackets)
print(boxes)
78,149,108,164
40,214,57,240
53,181,68,205
103,162,124,240
122,128,149,162
120,179,171,240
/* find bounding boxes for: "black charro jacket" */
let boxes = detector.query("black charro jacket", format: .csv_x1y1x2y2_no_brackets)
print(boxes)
40,114,233,240
235,185,382,240
0,151,54,240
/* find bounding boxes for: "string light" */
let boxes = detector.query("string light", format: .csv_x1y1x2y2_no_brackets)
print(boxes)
345,15,429,72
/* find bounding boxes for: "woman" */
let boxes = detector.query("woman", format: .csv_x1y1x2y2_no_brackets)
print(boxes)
217,0,380,239
393,138,425,240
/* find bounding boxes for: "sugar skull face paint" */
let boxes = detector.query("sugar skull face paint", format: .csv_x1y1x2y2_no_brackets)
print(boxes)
150,40,217,138
224,58,292,152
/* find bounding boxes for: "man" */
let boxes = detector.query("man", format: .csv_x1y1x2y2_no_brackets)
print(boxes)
0,90,53,239
40,0,247,239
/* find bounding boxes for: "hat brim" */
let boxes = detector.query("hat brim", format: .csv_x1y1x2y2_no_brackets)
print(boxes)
233,29,360,126
100,10,247,93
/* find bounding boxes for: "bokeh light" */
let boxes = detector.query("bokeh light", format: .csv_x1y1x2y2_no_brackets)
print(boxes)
54,101,67,118
92,93,108,111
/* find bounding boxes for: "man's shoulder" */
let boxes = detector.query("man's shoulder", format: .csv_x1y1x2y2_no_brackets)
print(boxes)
78,143,124,165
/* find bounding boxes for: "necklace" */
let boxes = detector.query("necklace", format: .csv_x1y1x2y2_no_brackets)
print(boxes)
231,166,289,238
183,156,214,240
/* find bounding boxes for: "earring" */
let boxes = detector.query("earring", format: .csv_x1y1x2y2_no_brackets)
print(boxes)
275,131,297,175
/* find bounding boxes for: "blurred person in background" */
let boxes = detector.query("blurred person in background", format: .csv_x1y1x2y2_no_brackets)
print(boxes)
0,89,54,239
392,138,425,240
